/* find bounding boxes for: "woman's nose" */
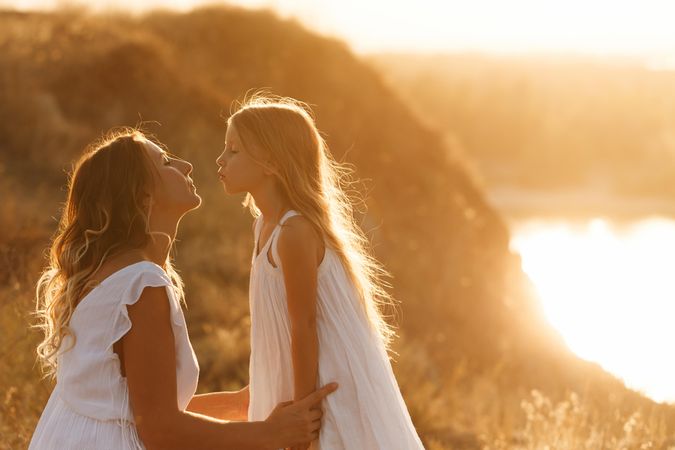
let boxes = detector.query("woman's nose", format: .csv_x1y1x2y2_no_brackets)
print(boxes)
184,160,193,175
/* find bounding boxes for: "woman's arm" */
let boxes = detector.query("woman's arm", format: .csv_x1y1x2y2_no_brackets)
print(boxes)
123,286,331,450
186,386,249,421
277,217,323,450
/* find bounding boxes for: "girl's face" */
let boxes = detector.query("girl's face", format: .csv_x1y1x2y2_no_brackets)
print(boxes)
216,123,270,194
143,139,201,213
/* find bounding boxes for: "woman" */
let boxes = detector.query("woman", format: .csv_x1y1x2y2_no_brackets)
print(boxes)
29,129,336,449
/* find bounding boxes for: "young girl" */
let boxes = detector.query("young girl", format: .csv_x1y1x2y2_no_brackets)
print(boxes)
29,129,335,449
216,95,425,449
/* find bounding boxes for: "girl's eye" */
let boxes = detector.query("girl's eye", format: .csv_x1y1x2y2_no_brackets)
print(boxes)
163,156,171,165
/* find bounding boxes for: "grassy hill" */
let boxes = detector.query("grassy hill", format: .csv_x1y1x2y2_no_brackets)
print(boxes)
1,6,674,449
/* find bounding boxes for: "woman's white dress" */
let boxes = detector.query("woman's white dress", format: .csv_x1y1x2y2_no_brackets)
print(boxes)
29,261,200,449
248,210,425,450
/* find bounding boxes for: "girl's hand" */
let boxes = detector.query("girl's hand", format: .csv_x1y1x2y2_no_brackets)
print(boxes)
265,383,337,448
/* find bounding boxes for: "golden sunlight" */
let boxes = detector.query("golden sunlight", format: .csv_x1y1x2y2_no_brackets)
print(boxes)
511,218,675,404
5,0,675,56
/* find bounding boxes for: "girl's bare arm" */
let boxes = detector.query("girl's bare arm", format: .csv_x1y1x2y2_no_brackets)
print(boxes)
186,386,249,421
277,217,323,450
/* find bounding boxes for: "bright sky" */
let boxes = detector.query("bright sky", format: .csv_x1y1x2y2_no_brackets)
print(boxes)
3,0,675,56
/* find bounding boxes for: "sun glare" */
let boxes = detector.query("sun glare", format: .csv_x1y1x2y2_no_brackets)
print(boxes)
511,218,675,404
5,0,675,57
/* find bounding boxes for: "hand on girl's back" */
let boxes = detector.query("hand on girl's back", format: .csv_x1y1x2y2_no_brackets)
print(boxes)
288,443,311,450
266,382,338,448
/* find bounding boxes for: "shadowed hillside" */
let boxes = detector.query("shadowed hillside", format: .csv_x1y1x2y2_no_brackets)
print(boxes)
1,7,674,449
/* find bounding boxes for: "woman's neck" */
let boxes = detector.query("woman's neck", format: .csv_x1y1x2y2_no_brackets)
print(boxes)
141,212,180,267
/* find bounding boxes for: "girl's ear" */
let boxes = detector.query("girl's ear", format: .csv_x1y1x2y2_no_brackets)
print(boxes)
262,160,277,176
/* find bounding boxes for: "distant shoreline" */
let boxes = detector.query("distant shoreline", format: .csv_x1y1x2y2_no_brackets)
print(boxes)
488,186,675,224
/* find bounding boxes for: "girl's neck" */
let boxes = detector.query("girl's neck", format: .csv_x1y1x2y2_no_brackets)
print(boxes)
252,183,292,225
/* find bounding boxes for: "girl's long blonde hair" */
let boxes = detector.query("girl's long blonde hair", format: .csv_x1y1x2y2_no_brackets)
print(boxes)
34,128,184,379
229,94,396,347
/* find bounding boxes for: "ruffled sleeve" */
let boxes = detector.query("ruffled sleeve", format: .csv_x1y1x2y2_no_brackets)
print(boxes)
108,262,181,350
55,261,198,424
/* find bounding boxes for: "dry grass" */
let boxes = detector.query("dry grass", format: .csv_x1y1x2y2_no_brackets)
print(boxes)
2,210,675,448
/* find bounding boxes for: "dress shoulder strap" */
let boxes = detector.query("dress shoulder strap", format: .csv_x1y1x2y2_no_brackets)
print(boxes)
269,210,301,269
252,215,265,264
253,215,264,245
278,210,301,226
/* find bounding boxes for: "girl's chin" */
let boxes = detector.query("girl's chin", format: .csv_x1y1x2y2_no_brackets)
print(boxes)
219,176,241,193
220,182,239,195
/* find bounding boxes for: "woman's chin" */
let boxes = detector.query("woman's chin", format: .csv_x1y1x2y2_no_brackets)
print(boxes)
182,194,202,212
190,194,202,210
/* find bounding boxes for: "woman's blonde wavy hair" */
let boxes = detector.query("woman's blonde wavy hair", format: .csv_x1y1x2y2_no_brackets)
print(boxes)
228,93,397,348
34,128,185,379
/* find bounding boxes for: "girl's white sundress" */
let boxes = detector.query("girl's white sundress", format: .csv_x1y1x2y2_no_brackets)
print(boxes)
248,210,425,450
29,261,200,450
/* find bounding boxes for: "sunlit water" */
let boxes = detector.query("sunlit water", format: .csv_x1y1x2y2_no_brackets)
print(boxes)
511,217,675,404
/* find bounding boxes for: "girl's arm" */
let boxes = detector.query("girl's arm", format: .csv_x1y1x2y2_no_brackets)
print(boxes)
277,217,323,450
186,385,249,421
123,286,332,450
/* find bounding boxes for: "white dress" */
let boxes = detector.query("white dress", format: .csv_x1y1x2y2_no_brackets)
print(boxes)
29,261,200,450
248,210,425,450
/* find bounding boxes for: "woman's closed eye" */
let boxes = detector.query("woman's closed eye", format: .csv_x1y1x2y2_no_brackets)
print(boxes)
163,155,172,166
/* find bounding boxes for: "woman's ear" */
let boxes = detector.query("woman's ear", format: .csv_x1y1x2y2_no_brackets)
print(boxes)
141,193,154,212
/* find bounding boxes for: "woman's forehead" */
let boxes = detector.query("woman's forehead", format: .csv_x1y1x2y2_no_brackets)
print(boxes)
141,139,165,159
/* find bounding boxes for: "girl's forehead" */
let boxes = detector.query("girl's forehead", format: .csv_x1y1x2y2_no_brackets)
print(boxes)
225,122,241,142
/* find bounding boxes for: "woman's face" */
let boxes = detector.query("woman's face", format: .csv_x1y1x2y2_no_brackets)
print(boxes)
143,139,201,213
215,122,270,195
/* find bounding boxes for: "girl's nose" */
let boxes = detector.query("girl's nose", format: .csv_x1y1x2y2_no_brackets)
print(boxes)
184,160,193,176
216,151,225,167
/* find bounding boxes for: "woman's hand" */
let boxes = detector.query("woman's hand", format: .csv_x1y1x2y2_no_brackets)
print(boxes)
265,383,337,449
288,442,311,450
